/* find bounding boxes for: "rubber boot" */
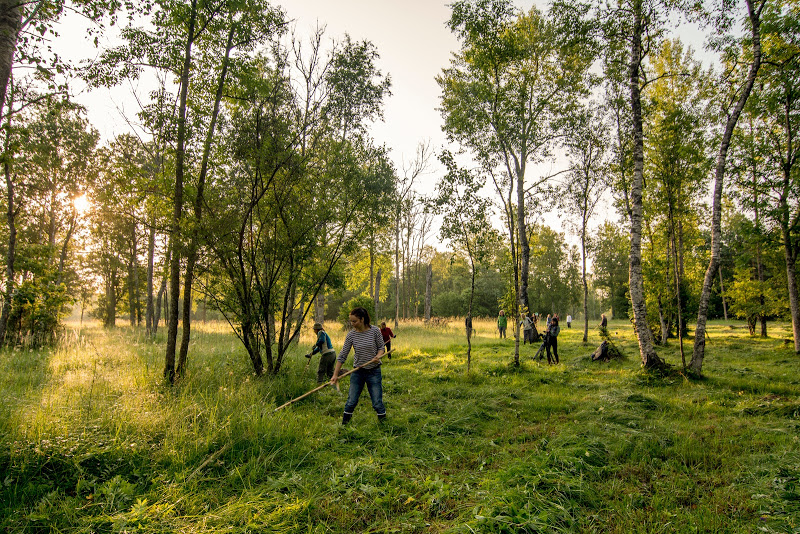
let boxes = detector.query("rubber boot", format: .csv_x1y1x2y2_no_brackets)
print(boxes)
342,413,352,425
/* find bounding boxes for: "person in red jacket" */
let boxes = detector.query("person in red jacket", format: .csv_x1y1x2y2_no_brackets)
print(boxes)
379,321,396,359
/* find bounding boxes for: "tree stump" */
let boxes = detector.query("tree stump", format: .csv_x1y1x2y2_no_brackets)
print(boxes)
591,340,624,362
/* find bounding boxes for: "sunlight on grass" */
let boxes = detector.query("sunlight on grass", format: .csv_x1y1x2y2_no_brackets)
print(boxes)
1,318,799,532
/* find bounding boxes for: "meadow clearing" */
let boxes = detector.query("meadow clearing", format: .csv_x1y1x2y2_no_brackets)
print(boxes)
1,317,799,533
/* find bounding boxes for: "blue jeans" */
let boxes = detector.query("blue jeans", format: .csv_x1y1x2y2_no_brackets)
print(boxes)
344,367,385,417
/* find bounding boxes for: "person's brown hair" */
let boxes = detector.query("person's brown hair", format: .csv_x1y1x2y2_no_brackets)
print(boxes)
350,306,371,327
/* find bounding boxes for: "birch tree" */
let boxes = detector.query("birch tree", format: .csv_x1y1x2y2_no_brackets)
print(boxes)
439,0,593,365
691,0,765,373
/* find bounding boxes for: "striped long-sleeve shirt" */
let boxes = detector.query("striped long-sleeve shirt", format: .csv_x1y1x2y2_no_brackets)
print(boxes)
337,325,385,370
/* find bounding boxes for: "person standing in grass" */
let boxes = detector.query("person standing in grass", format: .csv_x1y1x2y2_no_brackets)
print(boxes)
546,316,560,364
379,321,396,359
332,307,386,425
521,313,534,344
306,323,337,384
566,314,572,328
497,310,507,338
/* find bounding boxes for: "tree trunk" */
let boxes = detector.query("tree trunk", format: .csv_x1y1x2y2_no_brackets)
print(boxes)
0,149,16,344
757,234,767,338
0,0,21,127
403,217,410,319
671,216,686,370
394,216,400,328
508,188,520,367
657,295,668,345
467,264,474,373
165,0,197,383
47,187,57,250
517,167,530,316
242,319,263,375
163,279,169,327
719,265,728,321
691,0,763,374
784,239,800,353
628,0,663,369
129,224,137,327
374,267,381,321
106,265,117,328
314,292,325,324
154,274,166,335
56,210,76,286
145,224,155,336
178,5,233,379
369,236,374,299
581,227,589,344
781,170,800,352
425,263,432,323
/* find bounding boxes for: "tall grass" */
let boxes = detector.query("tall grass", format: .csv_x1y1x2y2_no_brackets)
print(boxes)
1,317,799,532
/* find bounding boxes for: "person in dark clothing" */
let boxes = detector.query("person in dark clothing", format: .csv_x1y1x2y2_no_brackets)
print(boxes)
379,321,396,358
306,323,337,383
600,313,608,328
546,316,560,364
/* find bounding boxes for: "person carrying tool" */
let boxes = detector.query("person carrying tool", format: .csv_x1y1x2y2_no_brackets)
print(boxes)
306,323,337,384
379,321,396,358
331,307,386,425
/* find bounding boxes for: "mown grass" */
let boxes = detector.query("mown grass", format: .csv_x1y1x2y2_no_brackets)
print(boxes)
1,317,799,533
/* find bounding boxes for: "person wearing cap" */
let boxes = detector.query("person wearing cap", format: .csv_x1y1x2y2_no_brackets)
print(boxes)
306,322,337,384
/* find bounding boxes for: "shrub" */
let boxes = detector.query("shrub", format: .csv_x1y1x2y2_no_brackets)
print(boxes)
337,295,375,328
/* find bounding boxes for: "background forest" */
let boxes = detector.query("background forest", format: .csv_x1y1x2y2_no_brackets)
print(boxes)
0,0,797,372
1,0,797,381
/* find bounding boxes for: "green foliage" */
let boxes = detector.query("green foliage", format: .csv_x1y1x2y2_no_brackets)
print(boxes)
727,265,787,329
337,295,375,328
428,258,506,318
197,27,394,375
593,221,630,318
526,224,582,315
4,278,69,347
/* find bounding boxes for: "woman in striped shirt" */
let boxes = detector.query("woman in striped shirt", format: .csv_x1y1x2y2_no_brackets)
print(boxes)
331,306,386,425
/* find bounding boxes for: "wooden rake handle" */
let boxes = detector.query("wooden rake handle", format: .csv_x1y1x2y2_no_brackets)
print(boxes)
273,349,393,413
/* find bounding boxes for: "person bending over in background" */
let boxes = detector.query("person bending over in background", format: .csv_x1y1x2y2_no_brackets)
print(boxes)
379,321,396,359
306,323,337,384
332,307,386,425
521,313,534,344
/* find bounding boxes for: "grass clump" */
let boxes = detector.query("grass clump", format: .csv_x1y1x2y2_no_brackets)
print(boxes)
0,317,799,532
